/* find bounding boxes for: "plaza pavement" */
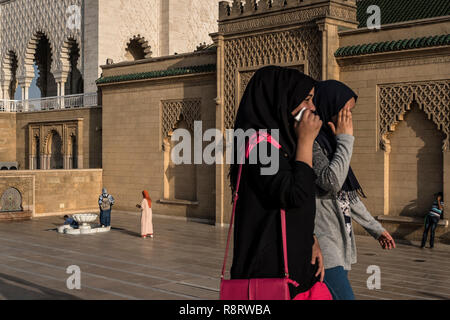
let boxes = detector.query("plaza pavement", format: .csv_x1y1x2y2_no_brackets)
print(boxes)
0,211,449,300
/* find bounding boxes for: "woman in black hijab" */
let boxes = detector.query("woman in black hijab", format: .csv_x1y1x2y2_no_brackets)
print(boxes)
312,80,396,300
228,66,327,299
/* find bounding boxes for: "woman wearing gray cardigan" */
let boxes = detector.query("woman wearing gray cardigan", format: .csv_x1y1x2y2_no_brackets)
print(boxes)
312,80,396,300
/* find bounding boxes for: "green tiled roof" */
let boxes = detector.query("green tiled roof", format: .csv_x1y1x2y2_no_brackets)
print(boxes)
335,34,450,57
96,64,216,85
357,0,450,28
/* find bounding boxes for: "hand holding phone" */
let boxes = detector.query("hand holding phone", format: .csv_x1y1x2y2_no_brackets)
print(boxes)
294,107,307,122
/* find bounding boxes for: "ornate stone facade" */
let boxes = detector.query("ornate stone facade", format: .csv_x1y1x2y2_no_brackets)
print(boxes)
161,98,202,146
28,119,84,170
218,0,357,34
0,187,22,212
0,0,219,95
379,80,450,151
216,0,358,130
222,28,321,129
0,0,82,97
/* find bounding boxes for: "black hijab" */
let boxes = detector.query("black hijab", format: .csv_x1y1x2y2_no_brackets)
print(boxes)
313,80,366,199
229,66,316,192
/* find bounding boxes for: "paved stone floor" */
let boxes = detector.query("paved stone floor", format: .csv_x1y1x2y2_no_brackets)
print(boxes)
0,212,449,300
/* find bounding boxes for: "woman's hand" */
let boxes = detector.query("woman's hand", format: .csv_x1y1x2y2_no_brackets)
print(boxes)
311,235,325,282
329,108,353,136
378,231,396,250
294,110,322,144
294,110,322,167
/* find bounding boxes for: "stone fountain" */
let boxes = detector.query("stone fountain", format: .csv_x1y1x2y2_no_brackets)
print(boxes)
57,213,111,235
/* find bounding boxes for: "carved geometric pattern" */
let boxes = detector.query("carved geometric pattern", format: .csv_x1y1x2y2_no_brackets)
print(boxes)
0,188,22,212
43,126,63,153
237,64,304,104
161,98,201,141
219,3,356,34
0,0,82,79
379,80,450,151
223,26,321,129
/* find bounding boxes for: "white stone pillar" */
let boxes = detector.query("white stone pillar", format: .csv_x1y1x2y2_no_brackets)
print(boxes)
54,71,68,109
1,82,10,100
18,76,32,112
1,83,10,111
21,85,29,111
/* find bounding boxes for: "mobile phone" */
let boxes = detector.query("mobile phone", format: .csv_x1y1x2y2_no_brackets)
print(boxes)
294,107,307,122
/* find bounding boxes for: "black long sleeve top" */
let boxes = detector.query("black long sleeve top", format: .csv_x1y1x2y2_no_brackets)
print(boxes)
230,142,319,299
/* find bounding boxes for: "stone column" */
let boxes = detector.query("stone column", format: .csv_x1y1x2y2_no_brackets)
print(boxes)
317,19,342,81
1,81,10,100
316,2,358,80
17,76,32,112
163,138,171,199
54,72,68,109
40,154,45,170
76,119,84,169
210,32,226,227
444,150,449,216
47,154,51,170
382,137,392,216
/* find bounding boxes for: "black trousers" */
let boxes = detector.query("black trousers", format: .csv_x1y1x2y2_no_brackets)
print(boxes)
421,215,439,247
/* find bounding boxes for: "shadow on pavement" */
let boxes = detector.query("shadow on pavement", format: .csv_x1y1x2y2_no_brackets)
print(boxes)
110,227,140,238
0,272,82,300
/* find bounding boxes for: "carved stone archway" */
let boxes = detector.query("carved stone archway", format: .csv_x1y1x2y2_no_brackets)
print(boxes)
379,80,450,151
379,79,449,215
124,35,152,61
28,119,84,170
161,98,201,150
161,98,201,203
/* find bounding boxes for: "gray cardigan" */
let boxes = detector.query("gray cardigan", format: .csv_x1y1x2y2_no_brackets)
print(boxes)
313,134,385,271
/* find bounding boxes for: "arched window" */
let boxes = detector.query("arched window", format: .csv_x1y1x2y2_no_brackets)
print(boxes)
49,131,63,169
125,36,152,61
64,39,84,96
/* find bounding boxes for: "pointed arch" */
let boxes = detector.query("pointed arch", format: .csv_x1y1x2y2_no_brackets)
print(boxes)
22,30,56,78
1,50,19,99
124,35,153,61
379,80,450,151
60,37,84,95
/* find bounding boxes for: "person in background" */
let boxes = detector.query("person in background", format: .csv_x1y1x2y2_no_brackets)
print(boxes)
63,215,79,229
136,190,154,239
421,192,444,249
99,188,115,227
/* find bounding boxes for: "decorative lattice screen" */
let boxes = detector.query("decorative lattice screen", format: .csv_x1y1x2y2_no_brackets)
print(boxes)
379,80,450,151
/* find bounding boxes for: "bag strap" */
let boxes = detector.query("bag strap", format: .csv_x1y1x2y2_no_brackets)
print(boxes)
221,134,290,279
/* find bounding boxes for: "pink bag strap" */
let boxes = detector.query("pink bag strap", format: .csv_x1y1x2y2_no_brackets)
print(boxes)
221,133,290,279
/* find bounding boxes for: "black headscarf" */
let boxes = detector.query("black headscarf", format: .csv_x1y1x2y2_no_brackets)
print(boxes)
313,80,366,200
229,66,316,193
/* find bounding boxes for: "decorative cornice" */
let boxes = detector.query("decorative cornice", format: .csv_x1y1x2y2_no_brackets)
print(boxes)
340,55,450,72
96,64,216,85
218,2,357,35
335,34,450,57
